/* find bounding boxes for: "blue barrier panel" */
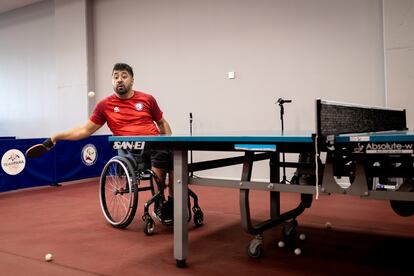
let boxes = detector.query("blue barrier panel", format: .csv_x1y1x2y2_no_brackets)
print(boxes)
0,138,56,192
1,135,116,193
0,136,15,140
55,135,116,183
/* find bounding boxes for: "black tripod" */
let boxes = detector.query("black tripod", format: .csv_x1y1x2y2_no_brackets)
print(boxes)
276,98,292,184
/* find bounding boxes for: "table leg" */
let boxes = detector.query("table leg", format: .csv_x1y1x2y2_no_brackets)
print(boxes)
270,153,280,219
174,150,188,268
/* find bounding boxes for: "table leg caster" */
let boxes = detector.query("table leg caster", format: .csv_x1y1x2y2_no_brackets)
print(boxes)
176,259,187,268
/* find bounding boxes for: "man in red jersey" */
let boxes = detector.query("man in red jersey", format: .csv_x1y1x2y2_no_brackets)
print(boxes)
48,63,174,223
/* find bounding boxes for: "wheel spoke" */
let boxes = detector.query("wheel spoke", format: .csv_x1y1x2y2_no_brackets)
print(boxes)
99,157,138,228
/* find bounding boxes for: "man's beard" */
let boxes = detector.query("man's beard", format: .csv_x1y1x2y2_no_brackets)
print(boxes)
114,84,129,95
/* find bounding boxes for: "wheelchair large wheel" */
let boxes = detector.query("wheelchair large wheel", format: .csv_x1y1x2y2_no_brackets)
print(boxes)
99,156,138,228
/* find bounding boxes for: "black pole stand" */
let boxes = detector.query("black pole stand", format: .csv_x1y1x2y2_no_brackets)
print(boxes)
189,112,193,177
276,98,292,184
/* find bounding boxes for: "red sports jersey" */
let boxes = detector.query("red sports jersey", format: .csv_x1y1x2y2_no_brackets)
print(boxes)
90,91,163,136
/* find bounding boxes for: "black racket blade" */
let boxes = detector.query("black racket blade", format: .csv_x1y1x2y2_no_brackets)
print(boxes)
25,144,48,158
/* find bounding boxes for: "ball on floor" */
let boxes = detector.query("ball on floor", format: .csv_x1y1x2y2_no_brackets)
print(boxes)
45,253,53,262
294,248,302,255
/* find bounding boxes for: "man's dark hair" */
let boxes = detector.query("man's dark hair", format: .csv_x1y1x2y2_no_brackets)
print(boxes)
112,63,134,77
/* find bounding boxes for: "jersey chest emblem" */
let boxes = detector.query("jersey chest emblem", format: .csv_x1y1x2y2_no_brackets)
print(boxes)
135,102,144,111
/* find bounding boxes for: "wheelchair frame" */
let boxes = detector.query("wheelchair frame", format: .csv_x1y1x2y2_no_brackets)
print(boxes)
99,155,204,235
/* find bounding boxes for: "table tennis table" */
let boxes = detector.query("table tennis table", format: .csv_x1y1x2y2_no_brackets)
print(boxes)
108,99,414,268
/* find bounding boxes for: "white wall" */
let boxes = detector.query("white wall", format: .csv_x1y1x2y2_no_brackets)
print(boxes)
54,0,91,128
0,0,56,137
93,0,386,136
0,0,91,138
383,0,414,129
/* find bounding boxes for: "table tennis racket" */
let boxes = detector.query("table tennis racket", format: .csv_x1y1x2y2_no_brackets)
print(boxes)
25,138,54,158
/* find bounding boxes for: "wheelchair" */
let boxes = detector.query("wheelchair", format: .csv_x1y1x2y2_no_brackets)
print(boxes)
99,153,204,235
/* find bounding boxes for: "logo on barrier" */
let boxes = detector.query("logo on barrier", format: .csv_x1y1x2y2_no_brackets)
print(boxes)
81,144,97,166
1,149,26,175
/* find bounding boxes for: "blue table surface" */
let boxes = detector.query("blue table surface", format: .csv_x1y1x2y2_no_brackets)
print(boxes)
336,130,414,142
108,131,314,143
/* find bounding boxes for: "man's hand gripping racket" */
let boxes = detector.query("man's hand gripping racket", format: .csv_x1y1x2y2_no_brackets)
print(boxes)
25,138,55,158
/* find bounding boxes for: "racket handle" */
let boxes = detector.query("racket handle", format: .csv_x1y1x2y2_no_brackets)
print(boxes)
42,138,54,149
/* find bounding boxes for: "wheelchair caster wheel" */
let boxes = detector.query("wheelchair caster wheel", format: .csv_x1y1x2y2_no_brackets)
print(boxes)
142,215,155,235
193,208,204,227
246,236,263,258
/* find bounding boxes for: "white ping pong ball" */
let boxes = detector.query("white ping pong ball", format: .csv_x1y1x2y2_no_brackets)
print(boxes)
277,241,285,248
45,253,53,262
88,91,95,98
294,248,302,255
299,233,306,241
325,221,332,229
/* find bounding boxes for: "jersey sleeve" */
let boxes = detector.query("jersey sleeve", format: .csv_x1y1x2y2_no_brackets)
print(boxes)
149,95,163,122
89,100,106,126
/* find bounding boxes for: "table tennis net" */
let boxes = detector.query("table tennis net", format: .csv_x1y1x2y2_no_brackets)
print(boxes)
316,99,407,147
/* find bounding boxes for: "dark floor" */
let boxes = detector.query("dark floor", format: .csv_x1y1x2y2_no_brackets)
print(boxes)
0,180,413,275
